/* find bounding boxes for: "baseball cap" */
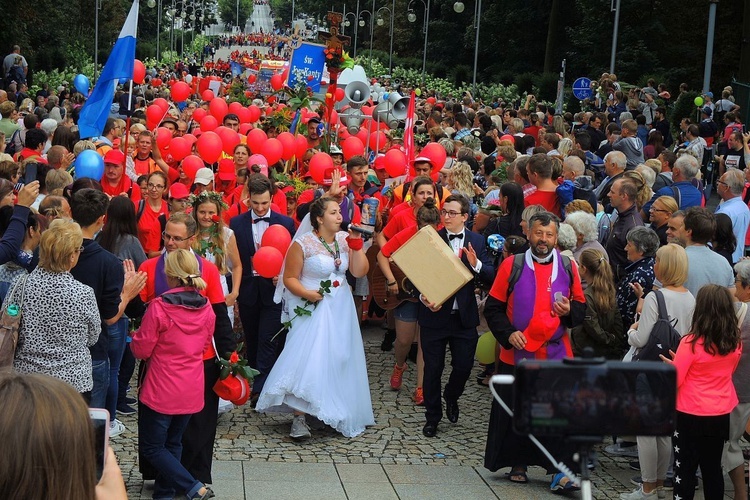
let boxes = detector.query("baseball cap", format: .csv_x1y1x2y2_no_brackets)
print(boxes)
103,149,125,165
704,91,713,98
412,156,433,167
322,167,350,186
307,115,321,124
169,183,190,199
194,167,214,185
218,159,235,181
701,106,712,117
330,145,343,156
373,154,386,170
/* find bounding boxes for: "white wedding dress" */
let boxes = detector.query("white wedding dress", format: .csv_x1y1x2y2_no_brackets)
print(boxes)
256,230,375,437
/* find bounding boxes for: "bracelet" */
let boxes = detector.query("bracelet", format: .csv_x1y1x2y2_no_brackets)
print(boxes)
387,280,397,286
347,237,364,251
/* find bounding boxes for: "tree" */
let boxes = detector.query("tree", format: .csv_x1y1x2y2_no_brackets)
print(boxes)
218,0,253,29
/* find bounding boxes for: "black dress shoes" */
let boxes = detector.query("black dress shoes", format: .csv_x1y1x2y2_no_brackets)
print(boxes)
445,399,459,423
422,422,438,437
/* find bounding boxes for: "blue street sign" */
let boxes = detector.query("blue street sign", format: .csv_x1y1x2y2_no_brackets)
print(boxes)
287,42,326,93
572,77,593,100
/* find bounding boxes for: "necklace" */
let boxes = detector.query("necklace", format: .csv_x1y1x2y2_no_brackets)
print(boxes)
318,233,341,271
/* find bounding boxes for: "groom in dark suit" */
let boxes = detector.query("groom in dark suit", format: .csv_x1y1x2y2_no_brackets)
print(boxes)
230,175,295,400
418,195,495,437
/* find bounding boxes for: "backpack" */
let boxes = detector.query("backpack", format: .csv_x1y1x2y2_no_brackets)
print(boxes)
3,129,20,157
506,252,574,296
6,62,24,85
632,290,681,362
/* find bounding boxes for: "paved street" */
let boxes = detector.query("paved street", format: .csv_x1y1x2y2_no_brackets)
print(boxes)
112,323,736,499
247,3,274,34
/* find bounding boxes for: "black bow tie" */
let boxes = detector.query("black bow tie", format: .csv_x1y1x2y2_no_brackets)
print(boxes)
448,233,464,240
253,217,270,224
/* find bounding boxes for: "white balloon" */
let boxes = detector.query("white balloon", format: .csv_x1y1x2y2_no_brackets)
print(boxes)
185,74,193,83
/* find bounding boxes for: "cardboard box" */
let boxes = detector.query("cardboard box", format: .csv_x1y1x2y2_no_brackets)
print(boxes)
390,225,473,308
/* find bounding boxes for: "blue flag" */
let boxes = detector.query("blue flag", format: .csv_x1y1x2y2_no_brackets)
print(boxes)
78,0,138,139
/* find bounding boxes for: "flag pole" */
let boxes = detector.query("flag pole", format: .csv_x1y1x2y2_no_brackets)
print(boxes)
122,79,134,169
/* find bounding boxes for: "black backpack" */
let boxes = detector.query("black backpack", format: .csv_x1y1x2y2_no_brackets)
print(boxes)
632,290,681,362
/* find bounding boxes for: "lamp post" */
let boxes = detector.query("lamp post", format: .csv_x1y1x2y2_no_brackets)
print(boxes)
609,0,621,74
343,11,359,57
147,0,161,61
358,10,373,68
453,0,482,95
374,6,392,76
407,0,429,85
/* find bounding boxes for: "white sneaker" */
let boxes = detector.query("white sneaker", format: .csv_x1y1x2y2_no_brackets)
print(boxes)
620,486,657,499
290,415,311,439
109,419,126,438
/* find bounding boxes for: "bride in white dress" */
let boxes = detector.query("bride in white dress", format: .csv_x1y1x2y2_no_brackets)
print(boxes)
256,195,375,438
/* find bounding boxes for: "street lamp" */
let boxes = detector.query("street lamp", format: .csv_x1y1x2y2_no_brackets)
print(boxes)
148,0,163,61
374,5,393,76
407,0,430,85
453,0,482,95
343,12,359,57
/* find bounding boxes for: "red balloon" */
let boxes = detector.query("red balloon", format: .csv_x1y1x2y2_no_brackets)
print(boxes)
342,137,365,161
247,128,268,154
155,127,172,150
276,132,296,160
169,136,191,161
236,106,251,124
153,98,169,112
339,129,351,140
253,246,284,278
201,89,215,101
146,106,164,126
261,224,292,256
239,123,252,135
308,153,334,184
196,131,223,163
228,101,243,115
384,148,408,178
270,73,283,91
330,109,339,125
218,127,240,155
334,87,345,102
247,105,261,123
200,115,219,132
295,134,309,159
261,138,283,165
192,107,207,122
181,155,204,179
248,74,257,84
209,98,228,121
267,95,277,104
133,60,146,84
183,133,198,144
181,155,202,180
172,81,191,102
362,105,374,116
151,78,163,87
368,131,387,152
421,142,448,171
426,97,436,104
355,128,369,146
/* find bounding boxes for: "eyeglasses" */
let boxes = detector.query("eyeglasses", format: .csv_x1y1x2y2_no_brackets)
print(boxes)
75,245,84,253
147,183,166,190
162,231,193,242
717,180,728,187
650,208,670,213
440,209,463,218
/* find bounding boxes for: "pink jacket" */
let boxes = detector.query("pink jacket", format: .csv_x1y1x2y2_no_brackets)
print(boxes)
673,334,742,416
131,287,216,415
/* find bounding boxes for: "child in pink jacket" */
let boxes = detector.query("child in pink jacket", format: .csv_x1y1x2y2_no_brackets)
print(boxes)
131,249,216,500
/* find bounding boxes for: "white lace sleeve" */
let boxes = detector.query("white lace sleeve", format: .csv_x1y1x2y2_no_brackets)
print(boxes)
337,231,350,253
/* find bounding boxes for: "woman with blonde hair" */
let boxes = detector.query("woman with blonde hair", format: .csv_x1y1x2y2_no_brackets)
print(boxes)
622,243,695,500
45,168,73,197
131,249,216,500
622,170,653,210
648,195,678,246
10,219,100,396
557,137,573,157
571,249,623,358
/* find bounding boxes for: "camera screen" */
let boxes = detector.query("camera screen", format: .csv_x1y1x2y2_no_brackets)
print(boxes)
511,360,676,437
91,415,107,480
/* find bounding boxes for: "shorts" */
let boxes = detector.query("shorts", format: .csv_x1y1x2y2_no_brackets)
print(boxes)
394,300,418,323
353,276,369,297
722,401,750,471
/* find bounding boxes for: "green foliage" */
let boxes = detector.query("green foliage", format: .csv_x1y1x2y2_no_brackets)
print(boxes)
218,0,253,28
671,91,701,133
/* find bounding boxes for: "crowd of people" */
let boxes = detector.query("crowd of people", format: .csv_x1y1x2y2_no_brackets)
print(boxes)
0,53,749,499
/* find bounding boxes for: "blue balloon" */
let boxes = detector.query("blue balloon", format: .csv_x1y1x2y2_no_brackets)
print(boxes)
75,150,104,180
73,74,90,95
118,77,129,85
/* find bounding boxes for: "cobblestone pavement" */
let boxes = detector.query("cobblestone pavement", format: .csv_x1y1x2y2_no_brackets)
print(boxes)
113,323,732,499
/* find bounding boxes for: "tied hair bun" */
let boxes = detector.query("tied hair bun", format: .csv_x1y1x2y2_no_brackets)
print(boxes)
422,197,437,210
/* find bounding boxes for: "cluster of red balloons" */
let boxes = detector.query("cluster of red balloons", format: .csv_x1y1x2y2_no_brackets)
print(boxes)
253,225,292,278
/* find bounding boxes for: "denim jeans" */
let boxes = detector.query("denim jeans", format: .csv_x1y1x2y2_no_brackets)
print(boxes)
106,317,129,420
118,343,136,407
139,403,203,499
89,358,109,409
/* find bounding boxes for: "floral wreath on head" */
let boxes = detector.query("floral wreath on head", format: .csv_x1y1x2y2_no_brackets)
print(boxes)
192,190,229,212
